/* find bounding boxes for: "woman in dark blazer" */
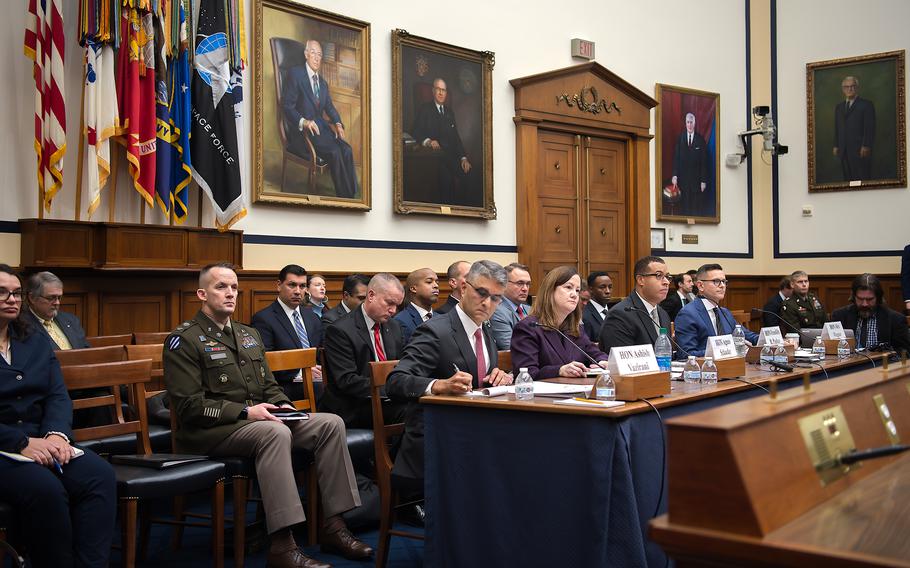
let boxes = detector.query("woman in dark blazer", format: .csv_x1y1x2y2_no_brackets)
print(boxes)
511,265,609,380
0,264,116,567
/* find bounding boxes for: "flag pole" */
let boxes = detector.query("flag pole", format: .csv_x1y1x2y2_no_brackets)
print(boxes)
139,198,146,224
74,57,87,221
197,183,204,227
108,144,120,223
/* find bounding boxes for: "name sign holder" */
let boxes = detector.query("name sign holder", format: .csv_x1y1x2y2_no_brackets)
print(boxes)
603,344,671,400
702,334,746,378
821,321,846,340
756,327,785,346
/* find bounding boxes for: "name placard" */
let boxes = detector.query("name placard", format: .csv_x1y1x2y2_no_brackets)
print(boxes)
757,326,784,346
705,334,737,360
822,321,846,340
607,344,659,376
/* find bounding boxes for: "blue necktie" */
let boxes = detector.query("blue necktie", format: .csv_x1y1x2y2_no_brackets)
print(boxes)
292,311,310,348
312,75,320,100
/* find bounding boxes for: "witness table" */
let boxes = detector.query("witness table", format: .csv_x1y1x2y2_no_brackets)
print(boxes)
421,355,877,567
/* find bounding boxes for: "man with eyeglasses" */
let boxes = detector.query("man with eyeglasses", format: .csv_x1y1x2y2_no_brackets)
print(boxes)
25,271,90,350
780,270,826,331
600,256,672,354
387,260,513,485
675,263,759,357
490,262,532,350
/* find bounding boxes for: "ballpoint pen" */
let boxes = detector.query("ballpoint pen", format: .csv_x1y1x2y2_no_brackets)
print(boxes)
572,397,609,405
52,458,64,475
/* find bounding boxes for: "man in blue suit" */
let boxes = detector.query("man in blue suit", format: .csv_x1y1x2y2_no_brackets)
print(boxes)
394,268,439,344
282,39,359,198
675,263,758,357
490,262,532,350
251,264,324,400
25,272,90,350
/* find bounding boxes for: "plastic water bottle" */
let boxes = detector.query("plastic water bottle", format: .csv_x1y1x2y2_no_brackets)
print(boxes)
594,372,616,401
812,335,826,360
701,357,718,385
760,345,773,371
514,368,534,400
837,338,851,360
732,325,746,357
655,328,673,372
773,344,788,366
683,356,701,384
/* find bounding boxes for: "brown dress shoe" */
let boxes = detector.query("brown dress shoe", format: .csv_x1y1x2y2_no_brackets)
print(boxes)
266,546,333,568
321,526,374,560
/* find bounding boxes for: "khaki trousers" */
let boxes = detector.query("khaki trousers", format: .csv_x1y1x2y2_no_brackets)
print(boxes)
209,414,360,533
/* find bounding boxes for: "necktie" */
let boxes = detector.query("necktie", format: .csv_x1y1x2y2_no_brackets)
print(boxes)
373,323,386,361
438,105,443,116
650,308,660,329
44,320,71,350
517,305,525,319
601,308,608,319
688,134,692,147
292,311,310,348
312,75,320,99
713,307,725,335
474,328,486,388
424,312,432,322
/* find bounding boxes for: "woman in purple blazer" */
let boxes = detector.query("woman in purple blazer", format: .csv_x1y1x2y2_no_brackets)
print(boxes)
511,265,608,380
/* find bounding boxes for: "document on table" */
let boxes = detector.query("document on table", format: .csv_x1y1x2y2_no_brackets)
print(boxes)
0,447,85,462
463,385,515,398
552,398,625,408
531,382,593,397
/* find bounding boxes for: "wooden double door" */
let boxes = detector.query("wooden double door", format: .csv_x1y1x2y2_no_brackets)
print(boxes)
531,130,629,293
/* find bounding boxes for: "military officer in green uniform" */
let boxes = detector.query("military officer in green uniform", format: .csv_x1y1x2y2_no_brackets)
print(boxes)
780,270,827,330
164,263,372,568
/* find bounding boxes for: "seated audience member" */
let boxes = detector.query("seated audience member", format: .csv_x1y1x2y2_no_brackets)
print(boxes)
600,256,672,354
394,268,440,344
305,274,329,319
435,260,470,314
251,264,324,400
780,270,826,330
831,273,910,353
0,264,116,568
675,263,759,357
321,274,408,428
25,271,90,350
582,271,613,341
490,263,532,350
579,281,591,308
685,270,698,302
165,263,371,566
761,276,792,327
322,274,370,326
386,261,512,485
511,265,608,380
659,272,694,321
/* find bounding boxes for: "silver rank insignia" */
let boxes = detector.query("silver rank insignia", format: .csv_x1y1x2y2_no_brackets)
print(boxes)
219,374,229,384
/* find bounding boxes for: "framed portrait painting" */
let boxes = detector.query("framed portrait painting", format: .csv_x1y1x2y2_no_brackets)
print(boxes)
655,84,721,224
392,29,495,219
807,50,906,193
252,0,371,209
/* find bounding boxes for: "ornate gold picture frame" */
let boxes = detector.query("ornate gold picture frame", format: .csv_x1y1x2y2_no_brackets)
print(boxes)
807,50,906,193
252,0,371,209
391,29,495,219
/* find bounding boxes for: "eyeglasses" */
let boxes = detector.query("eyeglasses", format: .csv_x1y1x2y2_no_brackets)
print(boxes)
40,295,63,302
508,280,531,289
0,290,23,302
638,272,672,282
699,278,728,287
466,281,503,304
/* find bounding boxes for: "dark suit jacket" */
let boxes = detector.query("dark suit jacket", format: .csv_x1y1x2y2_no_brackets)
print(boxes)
511,316,608,380
412,102,467,165
321,303,349,327
0,327,72,451
902,244,910,303
831,304,910,353
581,301,608,342
834,97,875,179
320,309,405,428
24,309,90,350
250,300,323,386
675,299,760,357
434,295,458,315
672,131,709,216
659,291,688,322
599,294,671,354
393,303,429,345
386,309,498,480
762,293,786,327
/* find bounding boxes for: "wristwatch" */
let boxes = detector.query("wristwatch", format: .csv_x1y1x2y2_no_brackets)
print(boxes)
238,407,249,420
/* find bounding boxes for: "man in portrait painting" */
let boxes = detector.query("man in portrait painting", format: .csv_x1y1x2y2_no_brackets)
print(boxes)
833,75,875,181
282,40,359,198
671,112,709,217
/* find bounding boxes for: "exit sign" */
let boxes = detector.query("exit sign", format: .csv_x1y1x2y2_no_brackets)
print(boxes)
571,39,595,60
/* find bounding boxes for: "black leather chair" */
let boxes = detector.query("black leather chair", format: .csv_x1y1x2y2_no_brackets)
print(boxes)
0,501,24,567
63,359,226,568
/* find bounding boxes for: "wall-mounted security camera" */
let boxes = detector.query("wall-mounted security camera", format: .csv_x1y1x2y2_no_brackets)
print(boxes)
731,105,787,163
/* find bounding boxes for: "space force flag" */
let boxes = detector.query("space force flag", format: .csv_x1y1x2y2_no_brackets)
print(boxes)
189,0,246,231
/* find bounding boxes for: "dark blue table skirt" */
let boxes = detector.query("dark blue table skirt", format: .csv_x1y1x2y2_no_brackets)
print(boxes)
424,369,857,567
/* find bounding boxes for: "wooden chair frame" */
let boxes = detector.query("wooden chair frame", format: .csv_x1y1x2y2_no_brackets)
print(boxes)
132,331,170,345
369,360,424,568
85,334,133,348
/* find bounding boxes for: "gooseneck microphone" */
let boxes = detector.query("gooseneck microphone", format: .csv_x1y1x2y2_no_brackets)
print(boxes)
531,321,603,368
750,307,812,341
623,305,694,359
825,444,910,467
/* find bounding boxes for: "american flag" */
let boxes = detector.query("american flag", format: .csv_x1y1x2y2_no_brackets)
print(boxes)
24,0,67,212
